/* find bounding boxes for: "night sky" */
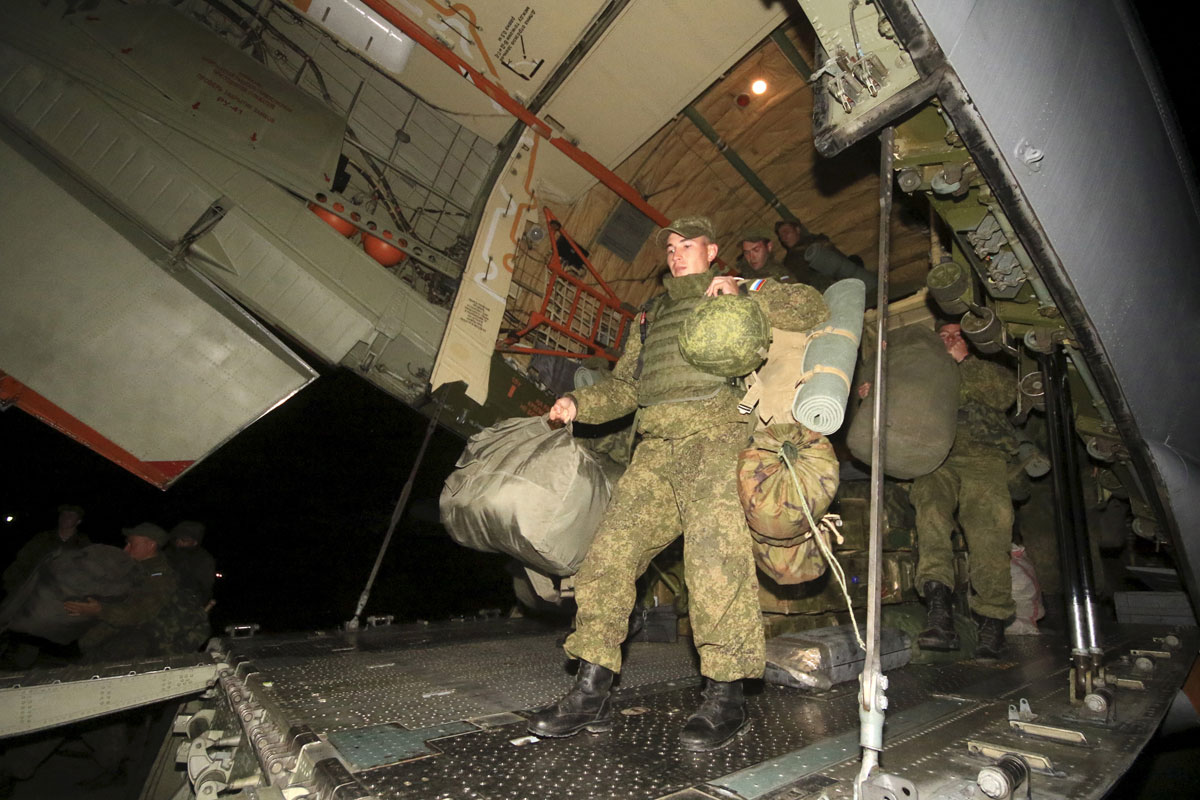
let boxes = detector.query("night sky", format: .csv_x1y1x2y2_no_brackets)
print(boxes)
0,368,516,634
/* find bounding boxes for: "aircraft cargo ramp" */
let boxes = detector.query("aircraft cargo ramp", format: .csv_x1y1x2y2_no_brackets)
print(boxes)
3,618,1190,800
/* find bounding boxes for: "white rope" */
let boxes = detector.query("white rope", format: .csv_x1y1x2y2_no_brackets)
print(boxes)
780,447,866,652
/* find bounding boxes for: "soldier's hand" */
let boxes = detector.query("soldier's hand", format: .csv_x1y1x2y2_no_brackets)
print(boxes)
857,382,871,399
64,597,102,617
705,276,740,297
548,396,577,426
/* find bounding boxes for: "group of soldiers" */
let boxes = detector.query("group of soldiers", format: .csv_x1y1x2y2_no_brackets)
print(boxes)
733,218,877,295
2,507,215,664
529,215,1026,751
0,507,216,790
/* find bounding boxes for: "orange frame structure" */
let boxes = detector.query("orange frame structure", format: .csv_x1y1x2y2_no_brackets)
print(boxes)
499,210,634,362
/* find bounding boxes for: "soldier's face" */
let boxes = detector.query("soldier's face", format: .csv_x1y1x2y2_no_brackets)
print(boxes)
665,233,717,277
58,511,81,530
742,240,772,270
777,223,802,248
124,535,157,561
939,324,969,362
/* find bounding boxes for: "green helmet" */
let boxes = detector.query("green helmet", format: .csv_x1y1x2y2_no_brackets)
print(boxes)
679,295,771,377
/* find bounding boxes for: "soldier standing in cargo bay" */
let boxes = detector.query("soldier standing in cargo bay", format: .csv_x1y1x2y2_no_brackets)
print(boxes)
914,323,1019,660
528,216,824,751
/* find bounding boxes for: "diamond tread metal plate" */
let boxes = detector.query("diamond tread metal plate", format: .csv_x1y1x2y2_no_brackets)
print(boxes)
220,620,1195,800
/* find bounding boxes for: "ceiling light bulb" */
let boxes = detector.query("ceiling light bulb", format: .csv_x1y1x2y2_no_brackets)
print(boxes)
751,79,768,95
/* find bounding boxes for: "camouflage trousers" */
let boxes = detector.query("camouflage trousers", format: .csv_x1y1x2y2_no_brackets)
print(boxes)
565,423,765,681
912,451,1015,620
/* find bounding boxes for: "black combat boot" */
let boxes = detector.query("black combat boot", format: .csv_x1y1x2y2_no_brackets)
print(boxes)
527,661,614,737
917,580,960,651
975,615,1007,661
679,678,749,751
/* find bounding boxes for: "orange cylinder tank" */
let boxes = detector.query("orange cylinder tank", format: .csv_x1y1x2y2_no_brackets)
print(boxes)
308,202,356,237
363,230,408,267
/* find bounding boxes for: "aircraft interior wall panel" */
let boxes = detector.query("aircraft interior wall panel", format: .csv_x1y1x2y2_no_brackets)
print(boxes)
534,0,787,201
0,139,311,462
0,49,219,246
199,211,376,362
913,0,1200,461
0,44,376,369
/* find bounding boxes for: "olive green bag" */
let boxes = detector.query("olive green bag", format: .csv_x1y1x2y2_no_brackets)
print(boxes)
737,422,841,584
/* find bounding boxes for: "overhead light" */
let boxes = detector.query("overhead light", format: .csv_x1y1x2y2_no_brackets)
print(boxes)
295,1,415,74
751,79,768,95
4,515,12,523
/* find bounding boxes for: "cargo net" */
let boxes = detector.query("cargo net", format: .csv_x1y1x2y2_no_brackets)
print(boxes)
499,210,633,363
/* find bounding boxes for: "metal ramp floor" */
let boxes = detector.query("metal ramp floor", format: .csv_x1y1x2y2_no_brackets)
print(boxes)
212,618,1196,800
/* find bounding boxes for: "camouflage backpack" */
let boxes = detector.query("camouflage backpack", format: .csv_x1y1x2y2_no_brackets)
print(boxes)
737,422,841,584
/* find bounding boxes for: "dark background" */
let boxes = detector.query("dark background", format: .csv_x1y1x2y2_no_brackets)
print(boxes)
0,368,515,633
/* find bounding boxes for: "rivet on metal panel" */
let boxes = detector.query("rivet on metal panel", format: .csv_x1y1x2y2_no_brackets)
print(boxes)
1014,138,1044,172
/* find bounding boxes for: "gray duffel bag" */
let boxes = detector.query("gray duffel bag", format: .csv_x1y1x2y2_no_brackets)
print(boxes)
0,544,140,645
440,415,617,577
847,325,960,479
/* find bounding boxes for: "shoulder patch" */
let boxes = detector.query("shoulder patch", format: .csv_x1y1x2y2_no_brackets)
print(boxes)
746,278,768,293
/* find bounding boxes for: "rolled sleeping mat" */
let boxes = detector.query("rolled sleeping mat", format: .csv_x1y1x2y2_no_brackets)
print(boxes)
792,278,865,435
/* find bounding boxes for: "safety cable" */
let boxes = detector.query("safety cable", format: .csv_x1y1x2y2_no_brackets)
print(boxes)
347,395,445,629
780,446,865,651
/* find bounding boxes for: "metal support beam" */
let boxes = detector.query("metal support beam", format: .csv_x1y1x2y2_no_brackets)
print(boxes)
855,125,894,799
770,28,813,79
1040,346,1105,701
681,105,797,221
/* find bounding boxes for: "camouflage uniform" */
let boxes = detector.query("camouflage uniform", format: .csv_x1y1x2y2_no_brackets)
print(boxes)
736,253,799,285
564,268,764,681
79,552,208,661
913,356,1019,620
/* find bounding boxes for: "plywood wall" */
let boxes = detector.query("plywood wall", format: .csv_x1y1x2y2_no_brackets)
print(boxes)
531,25,930,314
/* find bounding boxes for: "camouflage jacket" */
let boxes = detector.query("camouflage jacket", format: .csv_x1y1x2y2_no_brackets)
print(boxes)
736,254,797,285
80,551,208,659
570,269,745,440
570,271,831,440
951,355,1019,456
2,529,91,594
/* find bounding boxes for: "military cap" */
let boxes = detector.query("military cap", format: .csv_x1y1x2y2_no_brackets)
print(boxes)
655,216,715,247
57,503,85,518
774,218,811,236
740,228,774,244
170,520,206,544
123,522,170,547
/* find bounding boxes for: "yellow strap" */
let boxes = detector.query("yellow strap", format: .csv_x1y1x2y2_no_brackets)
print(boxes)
738,373,762,414
796,363,851,391
809,325,859,344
